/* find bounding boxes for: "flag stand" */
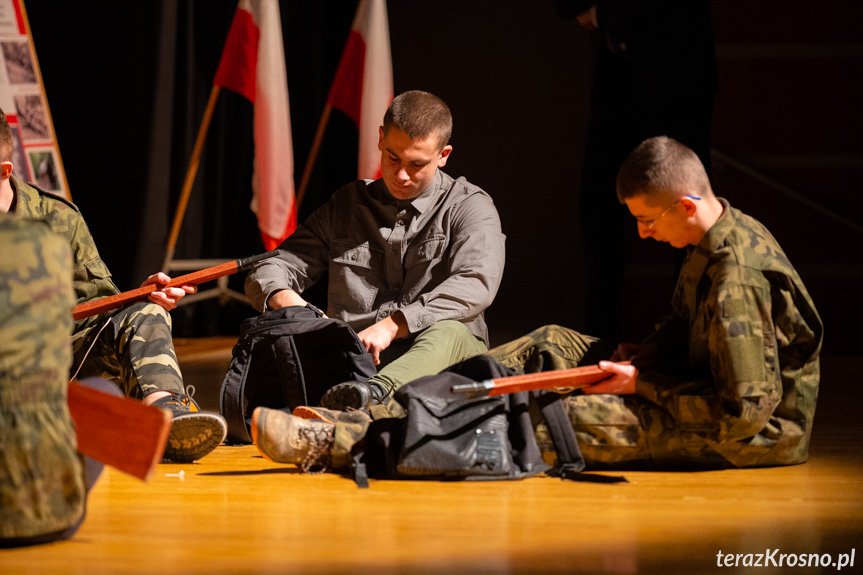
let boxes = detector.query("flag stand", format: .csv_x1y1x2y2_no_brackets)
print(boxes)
296,102,332,211
161,84,248,307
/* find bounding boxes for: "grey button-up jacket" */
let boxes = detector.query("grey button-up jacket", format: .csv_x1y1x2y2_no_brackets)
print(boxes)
244,170,505,344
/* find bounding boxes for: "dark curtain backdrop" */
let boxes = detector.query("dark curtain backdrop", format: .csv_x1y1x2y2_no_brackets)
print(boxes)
27,1,362,336
22,1,861,352
25,0,599,343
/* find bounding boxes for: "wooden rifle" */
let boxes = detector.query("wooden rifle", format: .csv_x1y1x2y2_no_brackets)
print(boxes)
72,250,279,321
450,362,630,398
67,382,172,481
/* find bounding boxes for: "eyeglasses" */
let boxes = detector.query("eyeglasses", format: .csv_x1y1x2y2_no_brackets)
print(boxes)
637,195,701,229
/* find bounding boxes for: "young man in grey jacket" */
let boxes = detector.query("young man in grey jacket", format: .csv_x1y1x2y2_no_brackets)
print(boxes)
245,90,505,410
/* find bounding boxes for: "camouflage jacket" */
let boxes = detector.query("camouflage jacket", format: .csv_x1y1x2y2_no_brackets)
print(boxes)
10,175,119,332
0,213,85,540
639,198,823,467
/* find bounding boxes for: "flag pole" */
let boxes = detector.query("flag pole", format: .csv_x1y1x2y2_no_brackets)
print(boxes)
296,102,332,212
162,85,222,272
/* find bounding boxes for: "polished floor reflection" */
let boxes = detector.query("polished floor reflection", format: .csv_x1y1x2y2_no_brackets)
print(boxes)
2,344,860,575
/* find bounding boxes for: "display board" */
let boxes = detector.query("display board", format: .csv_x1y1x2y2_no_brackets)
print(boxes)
0,0,69,199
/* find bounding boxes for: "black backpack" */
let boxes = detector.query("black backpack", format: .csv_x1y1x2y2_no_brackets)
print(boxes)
220,306,377,444
350,355,626,486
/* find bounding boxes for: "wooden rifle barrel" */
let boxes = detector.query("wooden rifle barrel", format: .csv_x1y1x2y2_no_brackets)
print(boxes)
451,362,631,397
72,250,278,321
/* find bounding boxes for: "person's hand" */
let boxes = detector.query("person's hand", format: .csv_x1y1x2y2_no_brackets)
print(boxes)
141,272,196,311
577,5,598,30
266,289,321,312
357,313,408,365
583,361,638,395
611,342,659,369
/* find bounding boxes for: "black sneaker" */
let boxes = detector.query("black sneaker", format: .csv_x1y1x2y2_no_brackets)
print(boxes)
318,380,385,411
152,390,227,463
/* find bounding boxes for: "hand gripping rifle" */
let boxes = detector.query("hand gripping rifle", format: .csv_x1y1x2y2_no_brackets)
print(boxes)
66,250,278,480
72,250,279,321
450,362,630,398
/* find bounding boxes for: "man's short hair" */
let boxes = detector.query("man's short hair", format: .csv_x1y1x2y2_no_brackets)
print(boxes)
0,108,13,164
382,90,452,150
616,136,712,205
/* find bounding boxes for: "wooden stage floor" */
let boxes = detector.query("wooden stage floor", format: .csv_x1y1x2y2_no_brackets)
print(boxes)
2,342,861,574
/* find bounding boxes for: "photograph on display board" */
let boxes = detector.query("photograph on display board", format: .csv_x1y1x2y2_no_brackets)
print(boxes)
13,92,49,142
1,39,35,84
27,149,59,192
9,123,29,180
0,0,70,199
0,0,22,35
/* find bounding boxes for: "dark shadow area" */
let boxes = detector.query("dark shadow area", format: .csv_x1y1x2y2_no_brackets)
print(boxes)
22,1,860,360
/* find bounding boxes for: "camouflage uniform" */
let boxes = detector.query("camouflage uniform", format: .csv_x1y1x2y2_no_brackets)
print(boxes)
0,214,85,544
490,199,823,469
10,175,184,399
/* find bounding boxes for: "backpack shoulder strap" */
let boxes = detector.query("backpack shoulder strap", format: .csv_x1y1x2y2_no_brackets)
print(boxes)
533,390,584,470
220,338,255,444
533,390,628,484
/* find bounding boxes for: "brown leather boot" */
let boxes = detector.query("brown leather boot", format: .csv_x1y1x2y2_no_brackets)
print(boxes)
292,405,373,425
251,407,335,473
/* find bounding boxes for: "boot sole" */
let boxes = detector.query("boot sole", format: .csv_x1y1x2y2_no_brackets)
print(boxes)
319,383,370,411
163,413,227,463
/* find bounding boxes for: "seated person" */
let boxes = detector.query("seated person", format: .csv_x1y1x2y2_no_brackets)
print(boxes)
0,108,226,463
244,90,505,410
0,213,87,546
251,136,822,472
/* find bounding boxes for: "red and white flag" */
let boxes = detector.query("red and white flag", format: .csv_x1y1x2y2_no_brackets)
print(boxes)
214,0,295,250
327,0,393,180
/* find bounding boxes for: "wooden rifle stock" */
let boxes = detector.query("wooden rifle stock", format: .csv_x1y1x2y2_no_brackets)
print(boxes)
72,250,279,321
67,381,172,481
450,362,631,398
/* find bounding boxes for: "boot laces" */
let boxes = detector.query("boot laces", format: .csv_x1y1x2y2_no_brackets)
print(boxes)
299,426,333,474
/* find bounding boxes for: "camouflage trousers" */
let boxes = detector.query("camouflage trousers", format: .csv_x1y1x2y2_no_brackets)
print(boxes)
487,324,657,469
489,325,753,469
71,302,185,400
